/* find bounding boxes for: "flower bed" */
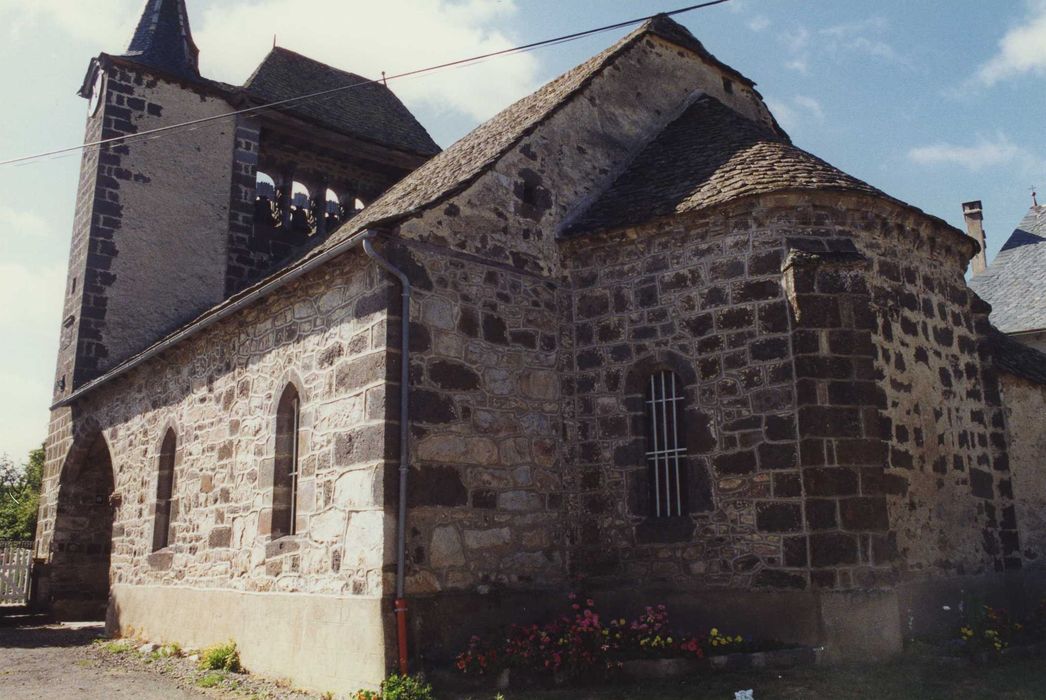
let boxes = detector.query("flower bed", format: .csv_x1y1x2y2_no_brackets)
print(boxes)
955,597,1046,661
451,594,800,689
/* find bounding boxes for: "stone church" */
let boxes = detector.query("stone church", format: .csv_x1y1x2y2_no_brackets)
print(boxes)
34,0,1046,693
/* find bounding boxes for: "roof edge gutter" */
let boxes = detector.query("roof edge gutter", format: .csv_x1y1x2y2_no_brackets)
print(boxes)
51,228,375,411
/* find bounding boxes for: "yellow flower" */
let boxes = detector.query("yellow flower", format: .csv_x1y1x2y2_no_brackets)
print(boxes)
710,628,719,636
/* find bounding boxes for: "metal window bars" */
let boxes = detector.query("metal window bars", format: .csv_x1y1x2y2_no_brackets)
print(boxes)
646,371,686,518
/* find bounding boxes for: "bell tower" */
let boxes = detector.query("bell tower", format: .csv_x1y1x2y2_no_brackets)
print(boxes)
53,0,239,401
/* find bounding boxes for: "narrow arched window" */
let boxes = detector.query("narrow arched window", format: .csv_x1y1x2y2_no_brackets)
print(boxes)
645,371,688,518
273,384,301,538
152,429,176,551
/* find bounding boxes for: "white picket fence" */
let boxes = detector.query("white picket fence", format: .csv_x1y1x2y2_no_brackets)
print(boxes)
0,541,32,606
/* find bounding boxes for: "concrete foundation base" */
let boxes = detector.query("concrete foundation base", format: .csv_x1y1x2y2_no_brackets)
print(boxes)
108,584,389,695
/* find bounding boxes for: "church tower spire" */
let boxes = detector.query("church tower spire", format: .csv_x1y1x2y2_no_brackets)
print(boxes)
124,0,200,79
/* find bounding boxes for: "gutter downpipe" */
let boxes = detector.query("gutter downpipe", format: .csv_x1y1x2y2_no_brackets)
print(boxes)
362,232,413,677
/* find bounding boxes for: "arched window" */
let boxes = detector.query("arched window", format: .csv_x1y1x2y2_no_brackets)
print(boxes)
645,370,688,518
152,429,176,551
272,384,301,538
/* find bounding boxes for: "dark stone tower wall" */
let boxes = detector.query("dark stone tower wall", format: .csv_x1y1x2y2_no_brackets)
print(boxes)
52,59,238,400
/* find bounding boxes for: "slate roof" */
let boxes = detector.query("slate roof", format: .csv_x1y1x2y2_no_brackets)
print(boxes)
123,0,200,80
969,205,1046,333
244,47,440,157
566,95,885,234
296,15,759,260
989,328,1046,386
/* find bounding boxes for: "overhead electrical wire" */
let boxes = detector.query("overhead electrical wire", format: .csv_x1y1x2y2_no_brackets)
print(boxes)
0,0,733,168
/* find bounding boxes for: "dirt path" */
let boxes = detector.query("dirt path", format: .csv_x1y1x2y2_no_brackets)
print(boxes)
0,622,206,700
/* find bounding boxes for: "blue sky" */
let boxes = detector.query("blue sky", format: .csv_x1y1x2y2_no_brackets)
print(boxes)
0,0,1044,463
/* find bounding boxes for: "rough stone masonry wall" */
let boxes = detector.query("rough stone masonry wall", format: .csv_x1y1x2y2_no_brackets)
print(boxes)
847,198,1019,578
1000,372,1046,570
384,30,778,596
560,203,802,591
383,239,567,596
559,192,1012,595
37,250,392,598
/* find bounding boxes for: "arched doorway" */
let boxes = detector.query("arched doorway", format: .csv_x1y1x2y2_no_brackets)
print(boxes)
49,433,115,620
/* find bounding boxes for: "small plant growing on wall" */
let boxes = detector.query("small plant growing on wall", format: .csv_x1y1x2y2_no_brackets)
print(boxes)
198,640,241,672
352,674,434,700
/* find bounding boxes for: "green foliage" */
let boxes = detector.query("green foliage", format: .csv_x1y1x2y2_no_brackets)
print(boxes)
0,445,44,541
196,672,224,688
352,691,381,700
98,639,136,654
382,674,434,700
150,642,182,659
354,674,434,700
199,640,241,672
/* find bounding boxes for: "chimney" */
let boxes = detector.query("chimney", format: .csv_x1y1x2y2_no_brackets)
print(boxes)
963,200,988,275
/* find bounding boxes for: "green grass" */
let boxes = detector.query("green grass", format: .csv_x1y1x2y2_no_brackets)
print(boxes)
196,671,225,689
457,652,1046,700
97,639,137,655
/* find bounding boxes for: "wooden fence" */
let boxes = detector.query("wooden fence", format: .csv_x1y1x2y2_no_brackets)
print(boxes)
0,541,32,606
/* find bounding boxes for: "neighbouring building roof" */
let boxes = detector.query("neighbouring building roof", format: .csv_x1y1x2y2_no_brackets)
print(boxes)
990,328,1046,386
969,205,1046,334
565,96,884,235
122,0,200,80
244,47,440,157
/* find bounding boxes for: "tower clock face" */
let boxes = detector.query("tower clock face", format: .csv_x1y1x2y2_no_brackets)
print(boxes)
88,70,105,117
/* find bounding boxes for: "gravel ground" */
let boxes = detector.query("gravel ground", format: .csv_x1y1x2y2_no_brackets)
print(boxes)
0,621,320,700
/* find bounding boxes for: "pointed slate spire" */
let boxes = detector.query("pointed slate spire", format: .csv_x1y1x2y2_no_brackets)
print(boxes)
124,0,200,79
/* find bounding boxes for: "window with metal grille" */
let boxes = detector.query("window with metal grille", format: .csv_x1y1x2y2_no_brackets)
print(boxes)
645,370,687,518
152,428,176,551
273,384,301,538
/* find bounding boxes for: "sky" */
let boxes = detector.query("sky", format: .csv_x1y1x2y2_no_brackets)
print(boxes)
0,0,1044,465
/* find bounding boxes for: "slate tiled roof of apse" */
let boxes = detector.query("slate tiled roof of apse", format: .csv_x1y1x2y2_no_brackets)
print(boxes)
969,206,1046,333
303,15,766,257
989,328,1046,386
123,0,200,80
244,47,440,157
565,95,888,235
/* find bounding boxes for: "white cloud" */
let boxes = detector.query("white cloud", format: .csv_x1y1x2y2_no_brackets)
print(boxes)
779,25,810,54
0,0,541,128
819,17,902,64
777,16,905,74
765,95,824,132
195,0,540,124
907,134,1022,171
977,0,1046,84
0,261,64,461
0,0,138,48
748,16,771,33
0,205,51,239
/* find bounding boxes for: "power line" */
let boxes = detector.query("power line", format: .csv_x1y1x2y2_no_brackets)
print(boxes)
0,0,733,168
